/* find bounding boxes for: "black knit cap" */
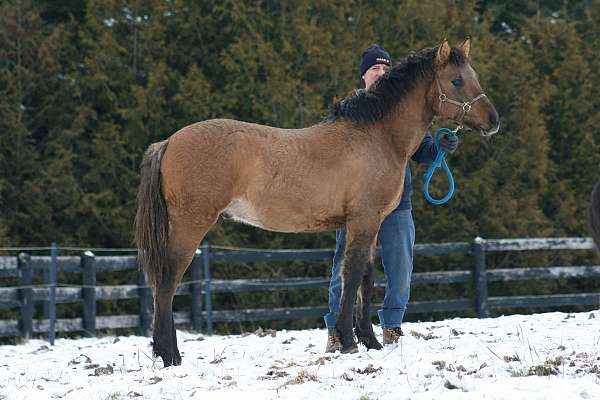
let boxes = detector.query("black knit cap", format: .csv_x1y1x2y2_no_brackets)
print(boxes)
360,44,392,78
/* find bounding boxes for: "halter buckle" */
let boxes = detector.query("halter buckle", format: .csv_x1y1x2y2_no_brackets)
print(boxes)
439,93,447,101
462,103,471,112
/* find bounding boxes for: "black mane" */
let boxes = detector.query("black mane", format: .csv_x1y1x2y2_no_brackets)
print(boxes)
327,46,467,124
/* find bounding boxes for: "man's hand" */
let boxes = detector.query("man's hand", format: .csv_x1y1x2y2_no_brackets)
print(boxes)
440,134,459,153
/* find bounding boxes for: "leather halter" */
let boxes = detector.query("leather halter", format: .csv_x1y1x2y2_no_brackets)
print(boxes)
436,78,487,132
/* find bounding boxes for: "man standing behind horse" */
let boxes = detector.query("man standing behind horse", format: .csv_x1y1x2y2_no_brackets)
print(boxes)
324,44,459,352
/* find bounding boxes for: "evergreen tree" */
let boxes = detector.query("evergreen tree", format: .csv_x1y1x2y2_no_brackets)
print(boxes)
525,14,600,235
0,0,53,245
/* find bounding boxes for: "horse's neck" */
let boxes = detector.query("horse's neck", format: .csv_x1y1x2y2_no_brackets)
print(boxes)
384,79,435,159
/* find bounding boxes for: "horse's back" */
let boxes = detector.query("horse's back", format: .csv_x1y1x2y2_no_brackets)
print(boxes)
162,118,311,173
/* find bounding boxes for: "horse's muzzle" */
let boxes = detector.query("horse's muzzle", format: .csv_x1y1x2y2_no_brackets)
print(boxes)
480,111,500,136
481,122,500,137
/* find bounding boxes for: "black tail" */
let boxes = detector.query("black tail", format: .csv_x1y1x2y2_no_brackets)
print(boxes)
134,140,169,289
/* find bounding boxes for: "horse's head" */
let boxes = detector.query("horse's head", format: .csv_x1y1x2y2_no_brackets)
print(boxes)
432,38,499,136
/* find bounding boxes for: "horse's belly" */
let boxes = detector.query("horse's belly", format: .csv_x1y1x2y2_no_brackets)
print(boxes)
222,197,342,232
222,198,270,229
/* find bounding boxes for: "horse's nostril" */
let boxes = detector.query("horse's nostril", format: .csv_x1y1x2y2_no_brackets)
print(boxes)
488,112,498,127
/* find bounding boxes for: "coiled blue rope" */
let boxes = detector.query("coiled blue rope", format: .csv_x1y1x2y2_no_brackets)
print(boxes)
423,127,456,205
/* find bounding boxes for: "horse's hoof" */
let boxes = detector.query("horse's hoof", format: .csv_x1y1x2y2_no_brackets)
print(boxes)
341,343,359,354
359,335,383,350
162,355,182,367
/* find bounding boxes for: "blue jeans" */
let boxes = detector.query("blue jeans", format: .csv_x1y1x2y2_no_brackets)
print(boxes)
324,209,415,331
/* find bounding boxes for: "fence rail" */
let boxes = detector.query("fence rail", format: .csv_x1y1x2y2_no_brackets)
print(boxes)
0,237,598,341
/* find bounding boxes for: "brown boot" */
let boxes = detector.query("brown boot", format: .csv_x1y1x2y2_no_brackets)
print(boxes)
325,333,342,353
382,327,404,345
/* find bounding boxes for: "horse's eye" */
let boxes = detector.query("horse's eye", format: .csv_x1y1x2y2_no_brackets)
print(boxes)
451,78,464,88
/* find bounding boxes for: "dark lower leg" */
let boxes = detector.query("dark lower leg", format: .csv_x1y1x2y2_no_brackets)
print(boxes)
152,286,181,366
334,234,374,352
335,276,361,352
354,264,382,350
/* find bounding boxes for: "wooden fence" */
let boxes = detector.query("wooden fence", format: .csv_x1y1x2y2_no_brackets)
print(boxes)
1,237,599,342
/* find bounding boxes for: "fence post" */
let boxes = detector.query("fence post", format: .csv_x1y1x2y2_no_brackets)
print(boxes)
472,236,489,318
202,242,213,336
138,268,152,337
18,252,33,339
48,242,57,345
81,251,96,336
191,249,203,332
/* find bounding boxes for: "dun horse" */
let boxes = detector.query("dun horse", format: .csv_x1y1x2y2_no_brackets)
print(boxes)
135,39,500,366
589,181,600,251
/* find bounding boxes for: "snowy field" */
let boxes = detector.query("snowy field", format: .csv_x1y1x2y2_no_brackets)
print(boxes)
1,311,599,400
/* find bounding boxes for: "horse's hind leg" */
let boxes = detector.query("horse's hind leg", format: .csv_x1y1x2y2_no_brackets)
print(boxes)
334,218,379,353
152,219,215,367
354,263,382,350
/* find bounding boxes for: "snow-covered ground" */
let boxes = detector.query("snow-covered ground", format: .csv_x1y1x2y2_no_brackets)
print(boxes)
1,311,599,400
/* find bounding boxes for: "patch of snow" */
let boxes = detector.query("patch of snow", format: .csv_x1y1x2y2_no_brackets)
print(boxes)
1,311,599,399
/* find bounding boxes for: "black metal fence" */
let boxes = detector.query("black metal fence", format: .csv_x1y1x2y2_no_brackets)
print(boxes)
1,237,599,343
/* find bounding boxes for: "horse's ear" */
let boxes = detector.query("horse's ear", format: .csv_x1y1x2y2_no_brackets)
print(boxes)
436,39,451,69
459,37,471,59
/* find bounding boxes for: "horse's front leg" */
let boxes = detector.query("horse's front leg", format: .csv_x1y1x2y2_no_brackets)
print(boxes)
334,219,379,353
354,261,382,350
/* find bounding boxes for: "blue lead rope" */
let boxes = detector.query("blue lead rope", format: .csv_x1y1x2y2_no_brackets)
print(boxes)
423,127,456,205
